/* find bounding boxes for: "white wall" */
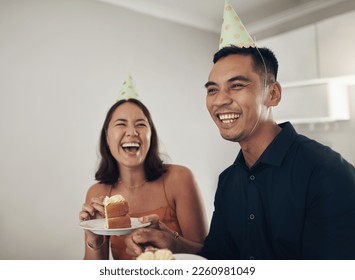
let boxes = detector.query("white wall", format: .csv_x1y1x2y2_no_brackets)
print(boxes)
1,0,354,260
260,9,355,165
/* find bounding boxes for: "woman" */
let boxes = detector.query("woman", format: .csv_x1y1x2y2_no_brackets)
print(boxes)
79,98,207,259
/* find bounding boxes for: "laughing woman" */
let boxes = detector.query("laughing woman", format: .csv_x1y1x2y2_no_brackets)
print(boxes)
79,98,207,259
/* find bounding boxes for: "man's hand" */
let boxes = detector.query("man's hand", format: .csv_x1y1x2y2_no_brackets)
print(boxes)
125,214,177,257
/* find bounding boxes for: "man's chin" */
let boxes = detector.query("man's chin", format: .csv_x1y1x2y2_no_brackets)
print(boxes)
220,132,239,143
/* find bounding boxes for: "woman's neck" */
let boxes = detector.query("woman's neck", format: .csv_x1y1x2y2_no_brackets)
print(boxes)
118,166,146,188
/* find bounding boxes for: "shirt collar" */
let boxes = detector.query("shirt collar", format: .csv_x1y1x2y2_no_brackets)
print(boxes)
234,122,299,167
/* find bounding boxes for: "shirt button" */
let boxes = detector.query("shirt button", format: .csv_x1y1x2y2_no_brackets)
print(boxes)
250,175,255,180
249,214,255,220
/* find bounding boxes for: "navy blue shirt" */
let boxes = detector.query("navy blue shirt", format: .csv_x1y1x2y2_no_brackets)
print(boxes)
200,122,355,259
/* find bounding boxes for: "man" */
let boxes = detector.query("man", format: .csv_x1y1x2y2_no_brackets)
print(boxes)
199,45,355,259
125,1,355,259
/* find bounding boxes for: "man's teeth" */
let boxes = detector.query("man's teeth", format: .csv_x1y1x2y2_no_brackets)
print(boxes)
218,113,240,123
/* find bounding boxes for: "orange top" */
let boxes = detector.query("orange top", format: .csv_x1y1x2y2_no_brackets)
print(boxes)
108,177,182,260
110,206,182,260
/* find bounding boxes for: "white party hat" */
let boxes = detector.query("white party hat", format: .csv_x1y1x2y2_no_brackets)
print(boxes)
118,75,140,100
219,0,256,49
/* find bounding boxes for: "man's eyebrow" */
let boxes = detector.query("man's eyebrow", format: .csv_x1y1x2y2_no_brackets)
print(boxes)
204,81,217,88
204,76,251,88
227,76,250,83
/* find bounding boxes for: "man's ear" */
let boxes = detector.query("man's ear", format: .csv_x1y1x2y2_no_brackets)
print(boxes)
266,81,281,107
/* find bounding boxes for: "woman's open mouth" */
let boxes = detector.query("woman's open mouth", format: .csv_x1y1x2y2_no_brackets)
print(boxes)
121,142,140,153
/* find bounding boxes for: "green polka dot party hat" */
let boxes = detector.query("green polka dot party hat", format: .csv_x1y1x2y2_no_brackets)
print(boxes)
118,75,140,100
219,0,256,49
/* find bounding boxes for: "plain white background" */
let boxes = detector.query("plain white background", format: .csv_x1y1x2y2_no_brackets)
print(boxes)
0,0,354,259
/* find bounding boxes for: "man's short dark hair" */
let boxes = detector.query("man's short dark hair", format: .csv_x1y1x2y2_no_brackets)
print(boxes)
213,46,279,84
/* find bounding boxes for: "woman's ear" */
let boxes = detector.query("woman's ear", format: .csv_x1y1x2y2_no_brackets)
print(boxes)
266,81,281,107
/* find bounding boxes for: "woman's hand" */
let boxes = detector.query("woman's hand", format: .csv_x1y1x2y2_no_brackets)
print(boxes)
79,196,106,245
79,196,105,221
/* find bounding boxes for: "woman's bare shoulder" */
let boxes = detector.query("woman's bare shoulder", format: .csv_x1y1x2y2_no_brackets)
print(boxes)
164,164,194,179
163,164,196,192
86,182,111,199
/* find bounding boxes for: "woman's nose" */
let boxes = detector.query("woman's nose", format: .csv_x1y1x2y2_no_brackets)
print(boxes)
125,126,138,137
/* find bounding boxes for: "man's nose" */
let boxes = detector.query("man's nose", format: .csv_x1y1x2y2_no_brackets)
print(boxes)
214,87,233,106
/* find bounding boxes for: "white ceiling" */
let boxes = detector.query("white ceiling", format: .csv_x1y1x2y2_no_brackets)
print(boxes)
98,0,355,39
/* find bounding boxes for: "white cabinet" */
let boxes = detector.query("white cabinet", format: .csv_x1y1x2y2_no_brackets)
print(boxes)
274,76,354,124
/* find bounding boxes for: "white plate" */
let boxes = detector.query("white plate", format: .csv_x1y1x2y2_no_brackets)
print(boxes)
79,218,150,236
173,254,207,260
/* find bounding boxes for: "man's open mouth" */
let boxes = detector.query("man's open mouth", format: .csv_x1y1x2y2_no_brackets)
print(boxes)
218,113,240,124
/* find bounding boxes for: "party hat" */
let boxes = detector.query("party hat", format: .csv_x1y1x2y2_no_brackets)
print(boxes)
219,0,256,49
118,75,140,100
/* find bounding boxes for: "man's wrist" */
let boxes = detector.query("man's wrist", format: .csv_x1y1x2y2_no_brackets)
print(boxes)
172,235,203,254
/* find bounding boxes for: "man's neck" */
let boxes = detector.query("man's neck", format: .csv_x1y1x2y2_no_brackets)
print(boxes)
240,121,281,168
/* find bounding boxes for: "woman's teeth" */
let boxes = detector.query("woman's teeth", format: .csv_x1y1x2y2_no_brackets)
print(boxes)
121,142,140,152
